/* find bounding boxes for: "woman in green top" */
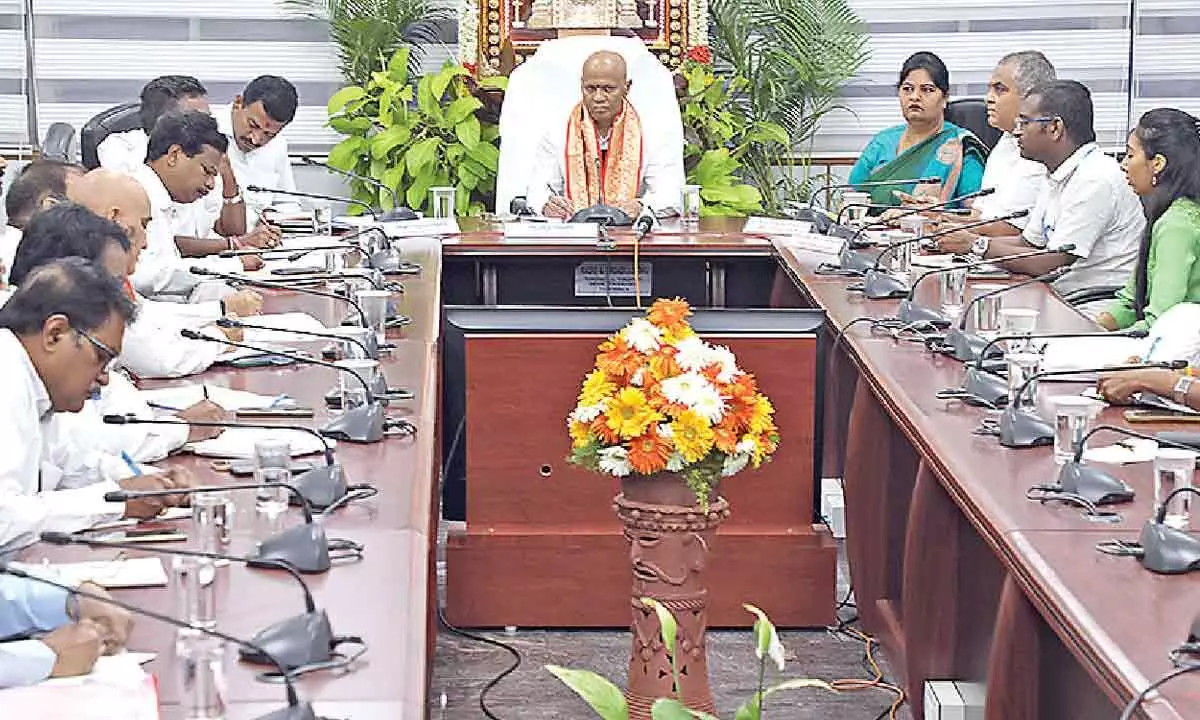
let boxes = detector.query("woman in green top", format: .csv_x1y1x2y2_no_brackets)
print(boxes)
1099,108,1200,331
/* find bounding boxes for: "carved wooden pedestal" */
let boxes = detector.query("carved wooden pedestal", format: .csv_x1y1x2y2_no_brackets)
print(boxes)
615,473,729,719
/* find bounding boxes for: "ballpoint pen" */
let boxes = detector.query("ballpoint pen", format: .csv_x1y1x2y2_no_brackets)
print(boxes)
120,451,143,477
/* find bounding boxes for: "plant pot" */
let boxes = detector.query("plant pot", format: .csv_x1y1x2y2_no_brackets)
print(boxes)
613,473,730,719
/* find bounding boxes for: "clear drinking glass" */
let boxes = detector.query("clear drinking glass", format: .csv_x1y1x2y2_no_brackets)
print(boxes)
191,491,232,554
171,556,218,629
680,184,702,229
334,326,374,360
1051,396,1102,464
175,630,226,720
1000,307,1040,352
313,203,333,236
1007,351,1041,409
253,438,292,516
969,283,1007,334
840,191,870,223
883,231,915,279
1154,448,1196,529
337,358,379,411
939,267,969,320
898,214,926,239
430,187,456,219
356,289,391,345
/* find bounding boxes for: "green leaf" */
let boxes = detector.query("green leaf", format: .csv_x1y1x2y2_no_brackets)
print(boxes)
478,74,508,90
643,598,677,659
746,122,791,147
455,182,470,215
416,75,437,118
544,665,629,720
371,124,413,159
327,136,367,171
651,699,719,720
387,47,411,84
465,141,499,172
736,678,837,720
446,144,466,164
445,96,483,126
744,604,784,671
431,63,470,100
701,184,762,207
455,115,481,151
329,116,373,135
406,172,434,211
480,124,501,143
327,86,366,116
405,136,441,176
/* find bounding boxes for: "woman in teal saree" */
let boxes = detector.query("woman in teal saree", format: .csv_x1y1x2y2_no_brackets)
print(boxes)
848,52,987,208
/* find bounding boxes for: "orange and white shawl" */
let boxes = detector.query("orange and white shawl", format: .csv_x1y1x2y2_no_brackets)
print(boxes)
563,99,643,210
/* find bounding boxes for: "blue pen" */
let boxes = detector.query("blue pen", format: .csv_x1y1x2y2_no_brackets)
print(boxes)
1144,335,1161,362
120,451,143,477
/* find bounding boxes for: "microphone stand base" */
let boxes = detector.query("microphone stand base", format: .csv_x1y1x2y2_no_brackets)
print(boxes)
253,702,318,720
999,407,1055,448
897,299,951,328
862,270,910,300
242,610,335,671
321,402,386,443
378,207,418,222
962,367,1009,407
251,523,332,574
290,464,349,511
943,325,998,362
1055,462,1135,505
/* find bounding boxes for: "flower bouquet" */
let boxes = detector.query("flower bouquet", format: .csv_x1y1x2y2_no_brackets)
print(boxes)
566,298,779,505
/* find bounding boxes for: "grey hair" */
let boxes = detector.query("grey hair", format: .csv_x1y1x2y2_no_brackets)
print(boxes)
997,51,1057,96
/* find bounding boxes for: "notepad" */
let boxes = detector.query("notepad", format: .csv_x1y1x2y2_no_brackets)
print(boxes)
139,384,292,412
187,427,335,459
10,557,169,588
0,652,159,719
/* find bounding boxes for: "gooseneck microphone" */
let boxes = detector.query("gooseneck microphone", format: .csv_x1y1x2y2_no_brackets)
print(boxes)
298,156,415,221
246,185,377,220
846,187,997,247
189,265,369,327
38,532,365,676
567,155,634,227
0,562,316,720
178,329,385,444
937,267,1072,361
216,317,376,359
100,413,372,511
998,360,1187,448
806,175,941,210
972,327,1148,372
633,207,655,240
833,202,896,226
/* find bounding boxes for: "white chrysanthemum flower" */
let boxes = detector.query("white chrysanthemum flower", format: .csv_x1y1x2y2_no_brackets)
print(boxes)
666,452,687,472
631,368,646,387
736,437,756,455
659,372,715,406
623,318,662,353
598,446,633,477
707,344,741,384
656,424,673,439
690,387,726,424
674,335,711,372
721,452,749,477
572,404,603,423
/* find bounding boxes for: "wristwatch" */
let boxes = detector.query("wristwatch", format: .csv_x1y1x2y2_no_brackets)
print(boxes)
1172,374,1196,404
970,234,990,258
223,193,244,206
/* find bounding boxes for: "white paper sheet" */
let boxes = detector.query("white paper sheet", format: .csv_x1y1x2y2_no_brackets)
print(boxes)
138,384,292,412
10,557,168,588
187,427,335,459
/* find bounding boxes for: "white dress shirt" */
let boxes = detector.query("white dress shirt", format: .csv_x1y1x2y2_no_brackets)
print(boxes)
96,128,148,176
0,576,70,688
1022,143,1145,295
1,225,22,283
118,293,225,378
218,111,298,226
974,133,1046,230
0,330,125,552
526,104,685,215
128,164,241,298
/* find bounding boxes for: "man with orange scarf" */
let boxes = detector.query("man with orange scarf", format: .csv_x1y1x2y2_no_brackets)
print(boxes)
528,50,684,219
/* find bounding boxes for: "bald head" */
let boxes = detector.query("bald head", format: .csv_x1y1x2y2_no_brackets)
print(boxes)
68,169,152,276
580,51,630,129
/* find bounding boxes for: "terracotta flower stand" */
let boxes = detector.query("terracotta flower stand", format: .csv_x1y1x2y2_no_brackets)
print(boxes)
614,473,730,720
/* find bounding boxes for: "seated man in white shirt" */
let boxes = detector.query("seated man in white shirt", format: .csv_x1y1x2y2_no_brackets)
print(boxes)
219,75,300,224
1,160,85,279
527,51,684,219
130,110,266,299
0,257,193,551
939,80,1144,296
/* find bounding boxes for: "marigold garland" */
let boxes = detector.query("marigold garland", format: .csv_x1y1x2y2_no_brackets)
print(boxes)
567,298,779,505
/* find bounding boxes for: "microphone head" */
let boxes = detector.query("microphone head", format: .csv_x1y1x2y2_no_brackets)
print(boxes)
39,531,74,545
1127,328,1150,338
101,414,130,425
509,196,532,216
919,176,941,184
215,317,238,328
976,187,996,197
180,328,204,340
103,490,130,502
1168,359,1189,369
189,265,215,276
246,185,263,192
1011,209,1030,218
1056,243,1076,252
300,156,316,166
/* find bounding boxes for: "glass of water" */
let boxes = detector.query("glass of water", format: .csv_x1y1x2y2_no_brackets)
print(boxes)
430,187,456,219
253,438,292,516
171,556,218,629
176,630,226,720
939,267,969,320
680,184,702,229
1154,447,1196,529
191,490,232,554
1007,351,1041,409
969,283,1007,334
898,214,926,239
999,307,1040,352
334,326,374,360
884,231,915,279
1050,395,1102,464
356,289,391,345
313,203,333,236
336,358,379,411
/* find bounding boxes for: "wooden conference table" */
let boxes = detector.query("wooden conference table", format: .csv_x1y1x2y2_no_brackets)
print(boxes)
19,218,1200,719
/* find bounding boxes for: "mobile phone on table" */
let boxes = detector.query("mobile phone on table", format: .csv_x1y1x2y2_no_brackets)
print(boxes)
236,408,315,419
1123,408,1200,423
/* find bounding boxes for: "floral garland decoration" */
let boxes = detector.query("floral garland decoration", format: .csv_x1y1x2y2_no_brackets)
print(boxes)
567,298,779,505
459,0,480,72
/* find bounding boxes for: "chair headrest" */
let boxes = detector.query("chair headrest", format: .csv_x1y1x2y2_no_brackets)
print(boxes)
80,103,142,169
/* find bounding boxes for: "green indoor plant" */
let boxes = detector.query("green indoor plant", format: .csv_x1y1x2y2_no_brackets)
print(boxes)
708,0,870,214
546,599,833,719
325,47,506,216
279,0,448,85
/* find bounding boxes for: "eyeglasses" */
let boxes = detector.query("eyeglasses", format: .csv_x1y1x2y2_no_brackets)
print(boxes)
72,326,118,372
1014,116,1059,130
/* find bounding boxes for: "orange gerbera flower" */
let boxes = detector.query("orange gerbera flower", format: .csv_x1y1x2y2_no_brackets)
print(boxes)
647,297,692,331
647,346,682,381
590,413,620,444
595,336,643,381
627,431,671,474
713,424,739,454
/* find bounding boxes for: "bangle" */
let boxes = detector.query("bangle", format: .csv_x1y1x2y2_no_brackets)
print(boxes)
65,592,80,621
223,193,244,206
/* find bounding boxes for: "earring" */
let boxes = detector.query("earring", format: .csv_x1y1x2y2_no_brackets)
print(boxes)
1152,174,1159,187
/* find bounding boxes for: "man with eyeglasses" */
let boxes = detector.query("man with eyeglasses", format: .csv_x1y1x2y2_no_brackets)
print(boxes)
0,258,193,551
938,80,1144,297
1,160,86,281
526,50,684,219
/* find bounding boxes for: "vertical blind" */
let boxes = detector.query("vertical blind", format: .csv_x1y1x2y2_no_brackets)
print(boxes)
0,0,28,149
1133,0,1200,123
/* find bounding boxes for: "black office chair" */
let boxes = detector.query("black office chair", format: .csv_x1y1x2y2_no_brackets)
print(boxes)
1061,285,1124,307
945,98,1001,153
41,123,77,162
79,102,141,169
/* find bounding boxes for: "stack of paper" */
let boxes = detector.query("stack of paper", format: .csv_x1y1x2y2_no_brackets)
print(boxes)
188,427,335,458
8,557,169,588
236,312,331,346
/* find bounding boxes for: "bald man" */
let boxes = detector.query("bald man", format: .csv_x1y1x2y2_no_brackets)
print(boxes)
527,50,684,220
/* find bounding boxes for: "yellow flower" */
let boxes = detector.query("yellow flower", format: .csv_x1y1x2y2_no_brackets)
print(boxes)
579,369,617,407
569,420,592,448
748,395,776,435
671,409,715,463
605,388,662,440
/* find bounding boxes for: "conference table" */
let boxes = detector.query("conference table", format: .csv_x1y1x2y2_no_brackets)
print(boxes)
18,218,1200,719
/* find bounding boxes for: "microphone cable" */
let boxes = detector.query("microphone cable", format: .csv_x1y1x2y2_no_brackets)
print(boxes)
435,415,522,720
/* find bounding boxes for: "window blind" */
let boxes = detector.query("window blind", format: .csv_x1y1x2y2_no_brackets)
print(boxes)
0,0,28,149
1132,0,1200,123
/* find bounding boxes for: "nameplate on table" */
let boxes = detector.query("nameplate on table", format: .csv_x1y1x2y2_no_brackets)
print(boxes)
574,260,652,297
742,217,814,236
504,222,599,241
772,232,843,256
381,217,460,238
